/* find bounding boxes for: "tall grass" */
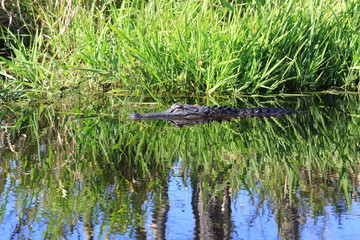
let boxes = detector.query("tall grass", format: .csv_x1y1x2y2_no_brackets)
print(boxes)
0,0,359,99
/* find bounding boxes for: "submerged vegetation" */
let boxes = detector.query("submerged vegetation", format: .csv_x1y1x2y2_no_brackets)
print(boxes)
0,0,359,100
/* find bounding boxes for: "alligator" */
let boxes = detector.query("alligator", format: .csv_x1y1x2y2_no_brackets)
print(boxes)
128,103,298,127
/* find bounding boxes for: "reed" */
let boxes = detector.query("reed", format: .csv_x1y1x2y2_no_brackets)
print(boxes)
0,0,359,100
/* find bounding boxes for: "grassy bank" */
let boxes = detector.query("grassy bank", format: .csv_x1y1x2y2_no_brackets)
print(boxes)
0,0,359,100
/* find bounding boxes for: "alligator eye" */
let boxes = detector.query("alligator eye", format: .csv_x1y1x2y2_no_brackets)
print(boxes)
169,104,184,113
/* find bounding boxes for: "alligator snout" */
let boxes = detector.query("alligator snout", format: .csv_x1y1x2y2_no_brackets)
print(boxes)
128,112,142,119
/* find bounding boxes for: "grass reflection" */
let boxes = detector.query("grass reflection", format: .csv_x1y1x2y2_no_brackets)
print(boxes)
0,94,358,238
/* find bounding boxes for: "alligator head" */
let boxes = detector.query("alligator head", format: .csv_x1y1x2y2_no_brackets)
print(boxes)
128,103,218,120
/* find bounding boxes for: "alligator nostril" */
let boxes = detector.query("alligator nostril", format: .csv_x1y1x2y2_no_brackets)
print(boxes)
128,112,141,119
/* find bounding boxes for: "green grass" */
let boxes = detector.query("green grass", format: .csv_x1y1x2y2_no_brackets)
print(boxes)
0,0,359,100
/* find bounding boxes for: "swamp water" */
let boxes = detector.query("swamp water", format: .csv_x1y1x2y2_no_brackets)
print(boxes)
0,94,359,240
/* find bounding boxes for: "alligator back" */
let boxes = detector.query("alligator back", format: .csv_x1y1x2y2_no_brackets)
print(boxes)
237,108,298,117
203,106,297,117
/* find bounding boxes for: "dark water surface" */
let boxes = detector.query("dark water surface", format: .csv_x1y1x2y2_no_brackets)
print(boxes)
0,94,359,239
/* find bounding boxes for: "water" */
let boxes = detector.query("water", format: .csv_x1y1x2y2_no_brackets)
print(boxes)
153,165,360,240
0,94,359,239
